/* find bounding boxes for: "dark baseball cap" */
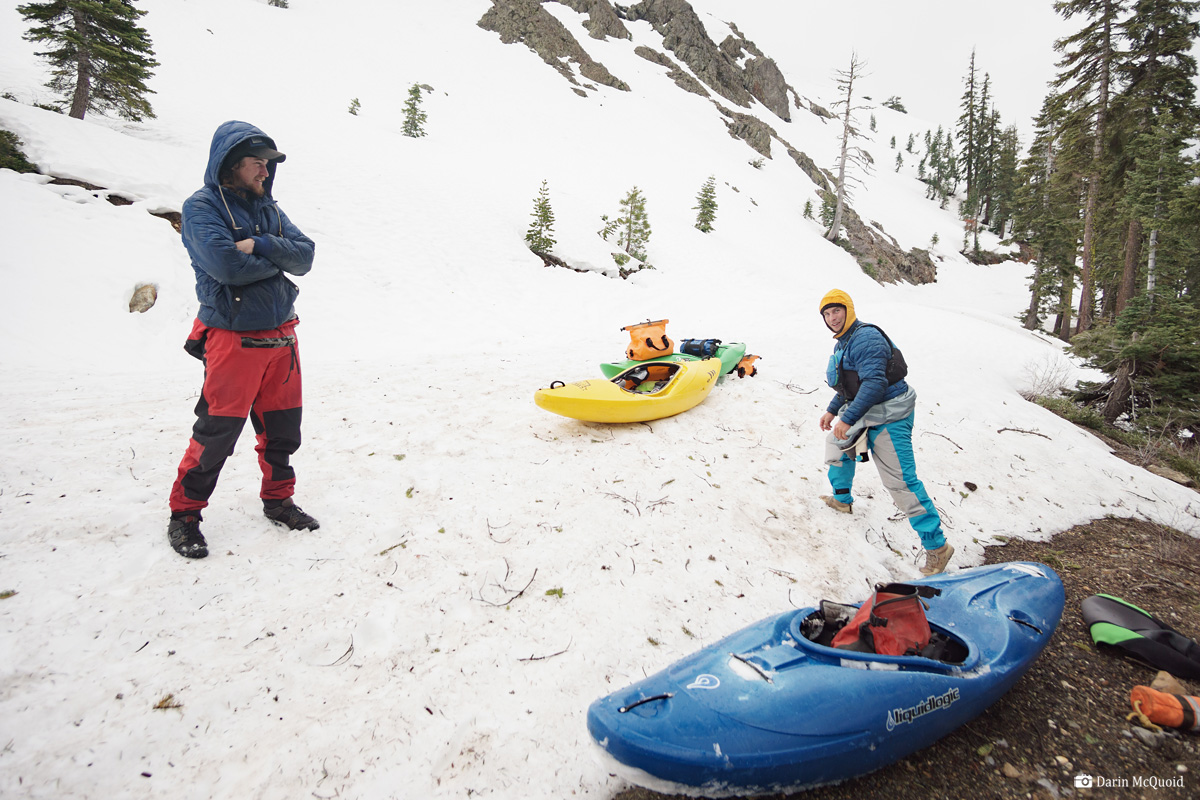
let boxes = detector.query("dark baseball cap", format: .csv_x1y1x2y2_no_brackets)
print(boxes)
227,135,286,165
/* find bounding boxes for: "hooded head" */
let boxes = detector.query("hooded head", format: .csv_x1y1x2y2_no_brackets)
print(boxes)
819,288,857,338
204,120,286,195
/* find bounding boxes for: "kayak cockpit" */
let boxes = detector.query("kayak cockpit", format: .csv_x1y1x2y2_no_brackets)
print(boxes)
611,362,683,395
787,605,975,673
800,602,970,663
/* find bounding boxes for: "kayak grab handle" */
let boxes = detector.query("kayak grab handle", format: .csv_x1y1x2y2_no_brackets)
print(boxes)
730,652,774,683
549,380,565,389
1008,614,1043,635
619,693,673,713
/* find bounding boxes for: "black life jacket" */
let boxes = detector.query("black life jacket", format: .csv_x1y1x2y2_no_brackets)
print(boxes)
835,323,908,402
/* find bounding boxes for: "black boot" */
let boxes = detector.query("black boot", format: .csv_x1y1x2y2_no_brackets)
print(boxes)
263,498,320,531
168,515,208,559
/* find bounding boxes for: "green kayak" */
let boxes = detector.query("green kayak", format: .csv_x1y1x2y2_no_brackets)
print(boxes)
599,341,747,379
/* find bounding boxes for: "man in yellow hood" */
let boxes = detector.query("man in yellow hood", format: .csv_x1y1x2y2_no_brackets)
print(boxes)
818,289,953,576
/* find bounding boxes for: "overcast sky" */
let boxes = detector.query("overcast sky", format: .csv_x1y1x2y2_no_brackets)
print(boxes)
698,0,1081,143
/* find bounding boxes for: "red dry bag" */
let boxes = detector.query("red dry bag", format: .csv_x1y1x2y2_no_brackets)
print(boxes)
831,583,941,656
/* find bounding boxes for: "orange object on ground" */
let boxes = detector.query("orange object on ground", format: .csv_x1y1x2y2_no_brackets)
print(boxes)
1128,685,1200,732
736,354,760,378
621,319,673,360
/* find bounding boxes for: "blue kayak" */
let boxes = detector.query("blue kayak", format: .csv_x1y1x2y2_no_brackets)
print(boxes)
587,562,1064,795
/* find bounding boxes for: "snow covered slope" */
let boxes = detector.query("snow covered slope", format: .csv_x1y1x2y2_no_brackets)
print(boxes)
0,2,1194,799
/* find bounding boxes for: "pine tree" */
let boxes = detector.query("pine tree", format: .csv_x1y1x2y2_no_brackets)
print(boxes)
819,193,836,229
1011,94,1084,337
599,187,652,270
18,0,159,121
1119,112,1192,298
402,83,427,138
894,151,903,172
348,97,360,116
268,0,289,7
615,186,651,262
525,179,556,254
1112,0,1200,310
803,199,814,220
956,49,980,207
693,175,717,232
988,124,1022,237
1052,0,1126,335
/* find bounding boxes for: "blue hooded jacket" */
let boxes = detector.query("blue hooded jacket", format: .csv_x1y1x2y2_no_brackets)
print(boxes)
825,319,910,426
181,120,315,331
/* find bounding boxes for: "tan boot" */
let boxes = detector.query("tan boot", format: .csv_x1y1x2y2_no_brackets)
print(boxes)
919,543,954,576
820,495,853,514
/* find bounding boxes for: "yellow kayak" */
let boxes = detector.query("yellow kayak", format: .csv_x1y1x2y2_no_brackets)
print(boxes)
534,358,721,423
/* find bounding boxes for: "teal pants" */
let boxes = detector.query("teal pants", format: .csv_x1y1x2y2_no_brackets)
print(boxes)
828,413,945,551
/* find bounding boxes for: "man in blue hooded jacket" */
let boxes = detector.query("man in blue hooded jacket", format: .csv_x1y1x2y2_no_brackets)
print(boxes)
167,121,318,559
817,289,953,576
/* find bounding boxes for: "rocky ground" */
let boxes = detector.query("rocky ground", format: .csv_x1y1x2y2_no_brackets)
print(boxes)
611,517,1200,800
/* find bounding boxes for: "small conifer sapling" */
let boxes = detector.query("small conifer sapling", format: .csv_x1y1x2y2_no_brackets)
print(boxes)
525,180,557,254
402,83,427,138
693,175,717,233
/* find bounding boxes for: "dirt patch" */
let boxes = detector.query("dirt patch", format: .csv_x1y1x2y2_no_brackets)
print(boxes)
611,517,1200,800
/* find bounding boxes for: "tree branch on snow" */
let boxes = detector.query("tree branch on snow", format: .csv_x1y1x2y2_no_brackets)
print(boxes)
997,427,1051,439
924,431,964,449
519,639,573,662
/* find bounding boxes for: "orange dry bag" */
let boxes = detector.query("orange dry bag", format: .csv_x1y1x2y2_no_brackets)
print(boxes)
831,583,941,657
1129,685,1200,732
621,319,674,361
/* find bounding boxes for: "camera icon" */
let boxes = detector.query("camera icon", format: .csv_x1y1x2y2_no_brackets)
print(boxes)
1074,774,1094,788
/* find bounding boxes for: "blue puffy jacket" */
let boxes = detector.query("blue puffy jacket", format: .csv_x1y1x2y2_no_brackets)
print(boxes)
825,320,910,425
181,121,315,331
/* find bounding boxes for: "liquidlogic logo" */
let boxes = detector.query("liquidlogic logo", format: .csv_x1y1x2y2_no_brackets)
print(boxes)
886,688,961,731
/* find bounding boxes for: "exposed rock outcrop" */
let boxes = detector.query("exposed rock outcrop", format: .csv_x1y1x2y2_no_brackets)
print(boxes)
555,0,631,40
714,105,830,191
478,0,629,93
781,143,830,192
626,0,756,109
719,25,790,122
634,46,709,98
832,198,937,284
716,105,774,158
742,57,791,122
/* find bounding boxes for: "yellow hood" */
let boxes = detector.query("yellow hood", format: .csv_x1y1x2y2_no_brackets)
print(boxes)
819,289,857,338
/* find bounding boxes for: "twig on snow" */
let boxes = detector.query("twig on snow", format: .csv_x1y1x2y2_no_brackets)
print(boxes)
323,636,355,667
475,565,538,607
997,427,1051,440
487,518,513,544
604,491,642,516
924,431,964,450
519,639,573,662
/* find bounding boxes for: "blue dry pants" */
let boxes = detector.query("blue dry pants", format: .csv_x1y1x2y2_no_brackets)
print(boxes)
827,412,945,550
